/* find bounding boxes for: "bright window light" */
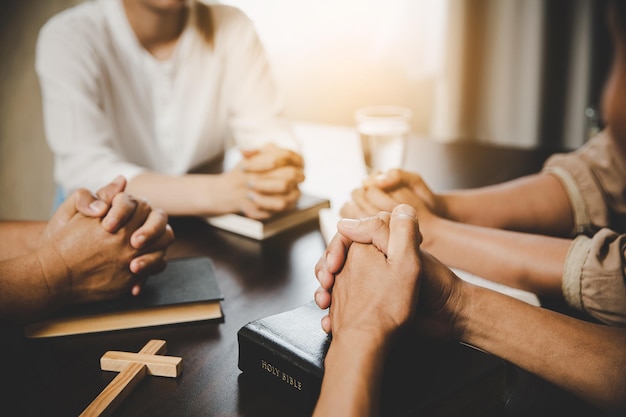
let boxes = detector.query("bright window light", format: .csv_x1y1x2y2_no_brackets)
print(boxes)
219,0,448,127
221,0,447,79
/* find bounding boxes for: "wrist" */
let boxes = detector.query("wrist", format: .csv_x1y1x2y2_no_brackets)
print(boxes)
332,327,395,355
451,281,478,342
33,222,48,251
453,281,514,347
21,221,48,252
215,171,248,214
434,193,452,219
419,250,474,341
33,243,72,308
418,214,442,251
326,328,391,367
190,173,240,216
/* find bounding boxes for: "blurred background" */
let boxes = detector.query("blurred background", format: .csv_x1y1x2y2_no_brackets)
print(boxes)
0,0,612,220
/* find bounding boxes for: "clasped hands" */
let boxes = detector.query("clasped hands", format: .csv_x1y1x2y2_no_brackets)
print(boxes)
40,175,174,306
315,204,466,343
228,143,305,220
340,168,442,221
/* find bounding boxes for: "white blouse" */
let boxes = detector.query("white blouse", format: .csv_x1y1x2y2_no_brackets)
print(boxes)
36,0,298,195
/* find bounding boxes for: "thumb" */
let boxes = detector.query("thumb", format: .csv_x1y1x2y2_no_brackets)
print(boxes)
337,211,392,255
386,204,421,264
73,188,109,218
95,175,127,205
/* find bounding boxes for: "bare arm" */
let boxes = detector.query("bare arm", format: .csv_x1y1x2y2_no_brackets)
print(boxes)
418,249,626,412
313,330,387,417
455,274,626,412
0,222,46,260
439,173,574,236
344,170,574,237
420,215,570,295
127,145,304,219
127,172,240,217
0,249,65,322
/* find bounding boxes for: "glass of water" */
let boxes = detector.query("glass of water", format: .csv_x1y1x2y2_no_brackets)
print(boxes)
355,105,412,173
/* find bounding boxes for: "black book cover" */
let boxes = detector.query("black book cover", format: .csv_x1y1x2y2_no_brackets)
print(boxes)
24,256,224,337
238,301,505,416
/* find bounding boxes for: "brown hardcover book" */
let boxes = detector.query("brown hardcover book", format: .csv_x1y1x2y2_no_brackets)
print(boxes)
24,256,224,338
238,301,506,416
206,193,330,240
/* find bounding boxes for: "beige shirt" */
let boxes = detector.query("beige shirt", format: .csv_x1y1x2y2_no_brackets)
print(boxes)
544,129,626,326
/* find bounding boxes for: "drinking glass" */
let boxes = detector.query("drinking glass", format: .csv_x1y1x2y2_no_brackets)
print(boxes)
355,105,412,173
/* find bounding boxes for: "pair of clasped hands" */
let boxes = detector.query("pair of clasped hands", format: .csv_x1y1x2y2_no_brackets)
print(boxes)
38,176,174,314
230,143,305,220
314,168,453,338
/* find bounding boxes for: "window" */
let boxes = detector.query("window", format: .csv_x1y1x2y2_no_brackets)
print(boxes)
220,0,448,130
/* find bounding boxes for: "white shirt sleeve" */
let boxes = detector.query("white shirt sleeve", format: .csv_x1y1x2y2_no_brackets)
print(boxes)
36,12,147,196
216,7,301,154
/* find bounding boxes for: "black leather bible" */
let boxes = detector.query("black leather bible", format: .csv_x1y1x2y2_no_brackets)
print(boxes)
24,256,224,338
237,301,506,416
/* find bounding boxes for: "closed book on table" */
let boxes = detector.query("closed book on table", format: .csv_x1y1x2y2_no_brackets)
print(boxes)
206,193,330,240
24,256,224,338
238,301,505,416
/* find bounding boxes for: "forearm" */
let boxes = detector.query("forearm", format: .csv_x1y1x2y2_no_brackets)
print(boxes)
0,221,46,260
313,332,388,417
127,172,238,217
459,283,626,412
440,173,573,236
0,248,68,323
422,216,570,295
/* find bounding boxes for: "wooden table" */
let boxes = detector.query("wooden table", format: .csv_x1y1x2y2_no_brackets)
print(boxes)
1,124,600,416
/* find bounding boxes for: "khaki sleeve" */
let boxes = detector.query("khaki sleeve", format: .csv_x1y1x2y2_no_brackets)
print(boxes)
562,229,626,327
542,130,626,236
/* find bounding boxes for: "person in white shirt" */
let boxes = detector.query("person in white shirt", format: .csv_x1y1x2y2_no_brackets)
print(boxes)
36,0,304,219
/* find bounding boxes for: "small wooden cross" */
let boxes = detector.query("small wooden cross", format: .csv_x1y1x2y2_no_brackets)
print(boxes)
79,339,182,417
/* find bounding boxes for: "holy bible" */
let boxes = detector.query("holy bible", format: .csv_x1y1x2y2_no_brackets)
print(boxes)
237,301,506,416
24,256,224,338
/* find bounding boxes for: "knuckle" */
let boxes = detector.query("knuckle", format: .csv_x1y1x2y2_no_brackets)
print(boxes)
136,196,151,210
165,224,175,240
115,192,137,207
153,207,168,220
76,188,91,198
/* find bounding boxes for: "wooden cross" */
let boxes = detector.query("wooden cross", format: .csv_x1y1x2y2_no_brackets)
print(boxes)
79,339,182,417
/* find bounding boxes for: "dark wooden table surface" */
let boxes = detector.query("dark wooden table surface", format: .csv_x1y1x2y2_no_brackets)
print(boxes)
1,135,602,417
